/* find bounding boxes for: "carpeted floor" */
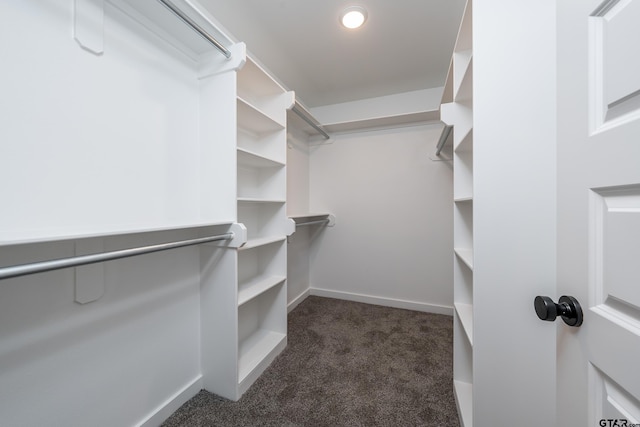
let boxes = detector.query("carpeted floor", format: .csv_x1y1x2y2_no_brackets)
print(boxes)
163,296,459,426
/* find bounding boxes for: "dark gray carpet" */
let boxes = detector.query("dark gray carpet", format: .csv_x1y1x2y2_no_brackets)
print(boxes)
163,296,458,426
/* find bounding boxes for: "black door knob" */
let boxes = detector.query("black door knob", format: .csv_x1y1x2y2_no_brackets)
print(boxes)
534,295,583,327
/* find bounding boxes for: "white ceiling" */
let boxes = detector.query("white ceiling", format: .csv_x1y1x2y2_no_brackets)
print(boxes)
199,0,467,108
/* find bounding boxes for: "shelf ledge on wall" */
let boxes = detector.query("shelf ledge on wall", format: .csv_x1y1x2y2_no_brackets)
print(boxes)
289,213,336,228
0,220,243,248
287,101,330,142
308,88,443,136
321,110,440,135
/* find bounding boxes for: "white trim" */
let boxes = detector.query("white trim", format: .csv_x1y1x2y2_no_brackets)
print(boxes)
287,288,311,313
137,375,203,427
309,287,453,316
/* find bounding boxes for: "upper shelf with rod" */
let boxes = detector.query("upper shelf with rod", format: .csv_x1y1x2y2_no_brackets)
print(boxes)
289,213,336,228
106,0,235,60
0,223,247,281
287,101,331,141
157,0,230,58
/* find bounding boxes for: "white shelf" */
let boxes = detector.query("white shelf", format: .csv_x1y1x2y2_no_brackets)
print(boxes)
237,97,285,135
454,201,473,257
455,129,474,153
441,58,455,105
455,303,474,346
322,110,440,134
455,248,474,270
0,220,238,247
287,101,328,140
237,57,286,100
237,163,286,201
453,107,473,150
237,197,286,204
288,213,331,221
109,0,230,58
454,190,473,203
238,275,286,307
454,149,473,201
442,103,472,149
454,51,473,102
454,380,473,427
237,148,284,168
454,254,474,305
240,236,286,251
238,329,286,382
237,126,286,164
289,213,335,227
454,196,473,203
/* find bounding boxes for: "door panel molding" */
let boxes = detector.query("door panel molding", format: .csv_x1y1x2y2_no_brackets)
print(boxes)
589,0,640,133
589,363,640,425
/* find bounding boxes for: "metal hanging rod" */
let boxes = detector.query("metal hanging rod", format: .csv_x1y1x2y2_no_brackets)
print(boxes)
291,105,330,140
0,233,234,281
435,124,453,156
295,219,330,227
158,0,231,58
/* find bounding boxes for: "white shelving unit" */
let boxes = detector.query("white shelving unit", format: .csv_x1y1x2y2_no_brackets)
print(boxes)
440,1,474,426
201,55,294,401
235,57,294,399
285,102,336,312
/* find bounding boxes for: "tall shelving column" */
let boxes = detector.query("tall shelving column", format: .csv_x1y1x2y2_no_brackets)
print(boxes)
440,1,473,426
235,57,295,398
200,54,294,401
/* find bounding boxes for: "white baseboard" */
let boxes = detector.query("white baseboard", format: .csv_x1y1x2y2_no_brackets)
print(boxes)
287,288,311,313
138,375,203,427
309,287,453,316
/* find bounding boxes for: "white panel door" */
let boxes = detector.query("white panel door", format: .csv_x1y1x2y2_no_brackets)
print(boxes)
557,0,640,426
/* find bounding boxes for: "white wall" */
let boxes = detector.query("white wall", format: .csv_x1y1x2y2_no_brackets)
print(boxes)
308,124,454,314
286,128,313,309
0,1,231,245
0,230,203,427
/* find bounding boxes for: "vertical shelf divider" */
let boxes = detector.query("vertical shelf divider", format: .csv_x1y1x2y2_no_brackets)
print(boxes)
441,1,474,426
233,56,294,400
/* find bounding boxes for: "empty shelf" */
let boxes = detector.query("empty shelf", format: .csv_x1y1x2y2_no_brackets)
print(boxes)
237,97,285,135
240,236,286,251
289,213,335,228
453,380,473,427
238,329,286,383
454,196,473,203
238,275,286,306
454,248,474,270
237,197,286,204
237,148,284,168
455,303,473,346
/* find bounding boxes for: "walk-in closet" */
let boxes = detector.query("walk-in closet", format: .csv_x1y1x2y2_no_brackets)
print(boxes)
3,1,639,426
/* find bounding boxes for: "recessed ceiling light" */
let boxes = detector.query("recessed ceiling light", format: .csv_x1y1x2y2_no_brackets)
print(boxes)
340,6,367,29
